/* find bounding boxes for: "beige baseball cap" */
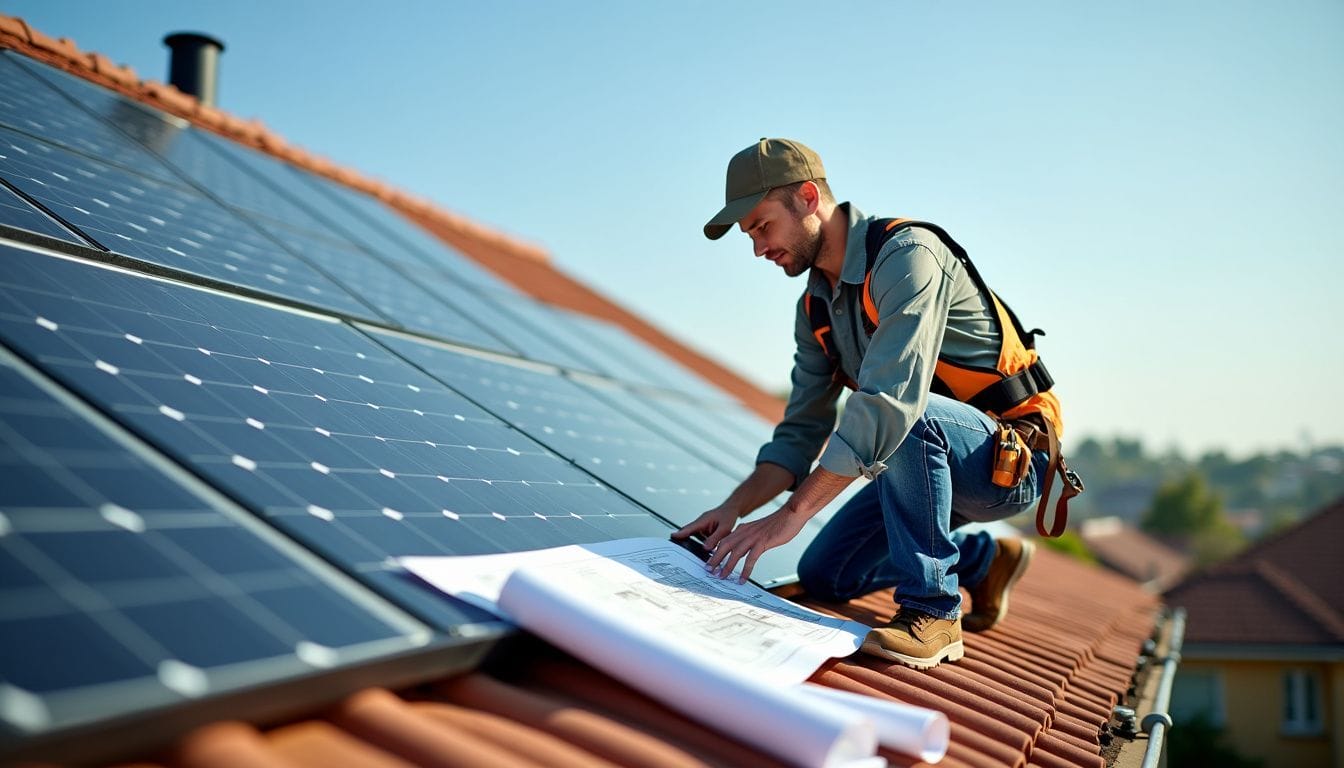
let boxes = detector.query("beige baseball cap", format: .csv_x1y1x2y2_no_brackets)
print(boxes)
703,138,826,240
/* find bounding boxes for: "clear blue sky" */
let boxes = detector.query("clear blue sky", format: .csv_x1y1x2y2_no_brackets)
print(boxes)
8,1,1343,458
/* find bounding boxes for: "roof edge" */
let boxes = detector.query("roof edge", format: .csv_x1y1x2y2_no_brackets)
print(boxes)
1181,642,1344,662
0,13,551,268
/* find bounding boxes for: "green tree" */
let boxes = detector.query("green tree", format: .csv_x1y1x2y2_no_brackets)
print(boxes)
1037,530,1097,564
1142,471,1223,538
1142,471,1244,566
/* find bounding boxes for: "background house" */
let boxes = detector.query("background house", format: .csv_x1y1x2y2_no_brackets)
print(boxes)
1166,496,1344,768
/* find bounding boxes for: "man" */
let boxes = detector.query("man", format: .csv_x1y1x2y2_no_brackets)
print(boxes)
674,138,1067,669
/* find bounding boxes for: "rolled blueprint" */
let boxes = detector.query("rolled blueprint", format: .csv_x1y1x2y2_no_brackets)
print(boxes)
499,566,884,768
799,682,949,763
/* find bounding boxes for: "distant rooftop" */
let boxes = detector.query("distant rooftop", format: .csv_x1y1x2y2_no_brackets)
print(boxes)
1166,495,1344,650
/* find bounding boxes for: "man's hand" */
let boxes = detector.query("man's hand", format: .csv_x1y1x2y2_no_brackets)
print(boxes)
696,466,855,583
672,504,739,549
703,507,809,584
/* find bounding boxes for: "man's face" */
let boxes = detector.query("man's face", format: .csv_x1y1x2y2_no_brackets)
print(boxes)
738,193,822,278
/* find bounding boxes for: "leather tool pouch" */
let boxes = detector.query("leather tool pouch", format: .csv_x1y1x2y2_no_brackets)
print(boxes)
990,421,1033,488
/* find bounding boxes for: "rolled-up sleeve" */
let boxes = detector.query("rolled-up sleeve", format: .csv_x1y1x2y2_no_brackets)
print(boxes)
816,240,957,479
755,294,844,487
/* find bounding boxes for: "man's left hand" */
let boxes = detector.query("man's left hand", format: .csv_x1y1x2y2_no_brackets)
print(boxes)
704,506,809,584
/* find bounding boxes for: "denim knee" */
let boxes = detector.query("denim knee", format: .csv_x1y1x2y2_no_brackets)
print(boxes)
797,543,847,602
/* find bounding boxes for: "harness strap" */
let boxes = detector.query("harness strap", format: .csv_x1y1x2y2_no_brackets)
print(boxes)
1020,417,1084,538
967,359,1055,415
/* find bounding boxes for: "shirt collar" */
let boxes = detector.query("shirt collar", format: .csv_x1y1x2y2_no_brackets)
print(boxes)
807,202,873,298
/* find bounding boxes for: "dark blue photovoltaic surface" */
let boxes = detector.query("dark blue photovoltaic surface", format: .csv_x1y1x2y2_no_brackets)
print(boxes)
367,333,821,585
570,375,861,586
0,127,375,318
556,308,731,402
0,345,425,734
0,53,183,184
286,166,517,290
0,60,522,355
0,243,677,628
0,181,83,244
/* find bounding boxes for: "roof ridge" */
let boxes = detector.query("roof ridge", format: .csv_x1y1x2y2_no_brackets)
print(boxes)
0,12,550,266
1251,558,1344,642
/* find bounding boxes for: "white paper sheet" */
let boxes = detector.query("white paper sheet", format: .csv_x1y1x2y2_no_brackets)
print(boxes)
500,562,884,768
404,537,868,686
402,538,949,764
799,683,949,763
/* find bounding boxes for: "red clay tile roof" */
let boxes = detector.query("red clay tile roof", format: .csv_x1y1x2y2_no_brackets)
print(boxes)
99,548,1156,768
1079,518,1191,592
0,14,1159,767
1165,496,1344,646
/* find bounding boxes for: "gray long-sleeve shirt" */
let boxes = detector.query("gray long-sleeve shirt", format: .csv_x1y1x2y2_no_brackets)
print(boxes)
755,203,1000,483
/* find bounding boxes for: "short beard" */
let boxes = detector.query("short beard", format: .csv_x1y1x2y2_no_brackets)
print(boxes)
781,218,824,278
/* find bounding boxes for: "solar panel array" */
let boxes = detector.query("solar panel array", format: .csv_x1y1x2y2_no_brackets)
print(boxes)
0,49,849,752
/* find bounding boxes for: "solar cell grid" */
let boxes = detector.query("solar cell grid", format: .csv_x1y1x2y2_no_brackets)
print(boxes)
566,375,849,586
0,54,182,184
288,168,517,290
0,242,677,629
419,280,598,371
141,128,336,231
374,339,844,585
558,308,731,401
369,334,741,528
189,132,515,291
0,127,374,318
0,181,83,244
0,345,426,736
249,219,516,355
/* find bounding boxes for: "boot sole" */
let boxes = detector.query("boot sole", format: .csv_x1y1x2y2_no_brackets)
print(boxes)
859,638,965,670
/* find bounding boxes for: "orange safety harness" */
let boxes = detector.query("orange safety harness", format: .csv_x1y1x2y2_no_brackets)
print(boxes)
804,218,1084,537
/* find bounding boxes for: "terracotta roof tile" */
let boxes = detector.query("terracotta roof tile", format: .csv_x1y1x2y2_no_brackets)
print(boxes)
1080,519,1190,591
266,721,416,768
329,687,547,768
172,722,295,768
86,52,138,87
22,25,82,60
0,14,29,40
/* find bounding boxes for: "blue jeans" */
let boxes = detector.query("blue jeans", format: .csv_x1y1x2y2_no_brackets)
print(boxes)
797,394,1046,619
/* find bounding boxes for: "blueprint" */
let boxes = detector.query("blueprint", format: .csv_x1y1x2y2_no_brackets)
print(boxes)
402,538,947,766
402,537,868,685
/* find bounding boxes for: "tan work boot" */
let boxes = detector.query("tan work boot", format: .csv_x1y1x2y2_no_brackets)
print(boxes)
962,538,1035,633
860,608,964,669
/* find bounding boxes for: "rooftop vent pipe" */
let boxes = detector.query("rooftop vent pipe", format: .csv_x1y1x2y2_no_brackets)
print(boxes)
163,32,225,107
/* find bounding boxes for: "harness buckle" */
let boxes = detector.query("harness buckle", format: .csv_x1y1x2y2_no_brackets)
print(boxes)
1063,468,1085,493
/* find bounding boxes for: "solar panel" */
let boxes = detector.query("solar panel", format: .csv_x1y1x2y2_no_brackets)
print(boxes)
0,53,184,185
0,64,522,356
636,392,777,475
0,344,428,738
185,130,517,291
365,333,816,583
419,280,606,372
285,166,517,290
373,335,735,516
0,241,677,629
242,220,517,355
0,181,84,244
0,127,376,318
552,307,732,401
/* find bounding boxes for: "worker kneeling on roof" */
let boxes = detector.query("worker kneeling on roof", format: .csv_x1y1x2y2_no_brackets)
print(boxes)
675,138,1083,670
